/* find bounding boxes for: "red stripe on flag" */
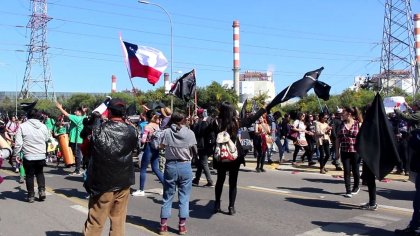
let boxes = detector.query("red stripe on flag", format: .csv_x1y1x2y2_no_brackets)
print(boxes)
128,57,163,85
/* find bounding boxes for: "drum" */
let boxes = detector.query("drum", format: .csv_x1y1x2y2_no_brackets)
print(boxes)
58,134,75,165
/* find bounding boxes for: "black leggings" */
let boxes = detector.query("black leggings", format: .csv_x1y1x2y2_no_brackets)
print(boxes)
292,144,312,162
319,140,331,170
215,161,240,208
341,152,360,193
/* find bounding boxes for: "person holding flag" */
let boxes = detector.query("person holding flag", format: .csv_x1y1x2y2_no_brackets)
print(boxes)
394,100,420,235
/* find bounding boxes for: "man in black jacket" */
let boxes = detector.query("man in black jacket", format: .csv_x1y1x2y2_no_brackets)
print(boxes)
329,109,343,171
83,98,138,236
394,101,420,236
192,108,214,187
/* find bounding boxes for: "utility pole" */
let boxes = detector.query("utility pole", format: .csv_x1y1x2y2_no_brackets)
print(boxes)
379,0,416,96
20,0,55,100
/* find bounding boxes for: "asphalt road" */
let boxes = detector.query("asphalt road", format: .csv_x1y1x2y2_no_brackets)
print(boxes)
0,155,415,236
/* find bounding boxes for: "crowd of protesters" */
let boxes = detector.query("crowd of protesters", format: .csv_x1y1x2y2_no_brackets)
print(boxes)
1,96,420,236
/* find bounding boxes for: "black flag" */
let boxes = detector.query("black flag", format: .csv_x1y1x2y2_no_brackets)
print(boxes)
266,67,324,111
170,69,196,102
240,99,248,119
126,103,137,116
145,101,166,111
314,81,331,101
356,93,400,180
20,101,37,112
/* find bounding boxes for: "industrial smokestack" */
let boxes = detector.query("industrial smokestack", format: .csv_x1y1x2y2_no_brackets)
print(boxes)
415,14,420,91
233,20,240,97
164,72,170,94
111,75,117,93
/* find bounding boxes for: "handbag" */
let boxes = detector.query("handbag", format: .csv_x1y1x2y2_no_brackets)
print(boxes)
287,129,299,141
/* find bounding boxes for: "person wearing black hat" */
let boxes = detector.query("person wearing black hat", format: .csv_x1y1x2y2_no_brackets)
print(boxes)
13,108,50,203
83,98,138,236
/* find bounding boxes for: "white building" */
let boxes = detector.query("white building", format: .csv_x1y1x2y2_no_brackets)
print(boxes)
239,71,276,103
222,80,234,89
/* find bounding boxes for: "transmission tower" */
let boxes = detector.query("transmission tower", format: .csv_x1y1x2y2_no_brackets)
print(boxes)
20,0,55,99
378,0,416,96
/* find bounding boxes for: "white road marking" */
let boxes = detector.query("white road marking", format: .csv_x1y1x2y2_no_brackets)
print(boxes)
70,205,88,214
378,204,413,213
247,186,291,194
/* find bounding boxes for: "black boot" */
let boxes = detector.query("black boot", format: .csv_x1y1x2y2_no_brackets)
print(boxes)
214,201,221,213
39,189,46,201
27,193,35,203
228,206,236,215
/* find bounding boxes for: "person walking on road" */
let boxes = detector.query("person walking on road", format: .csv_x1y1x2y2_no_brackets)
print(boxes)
13,109,50,203
55,102,86,175
132,110,164,197
315,112,332,174
291,113,316,166
212,101,266,215
83,98,138,236
158,112,197,235
192,108,214,187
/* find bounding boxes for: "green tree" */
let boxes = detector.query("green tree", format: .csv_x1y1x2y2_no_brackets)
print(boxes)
197,82,238,109
64,93,96,112
0,96,16,117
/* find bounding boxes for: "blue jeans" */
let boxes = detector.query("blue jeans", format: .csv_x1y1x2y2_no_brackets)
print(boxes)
160,160,192,219
410,173,420,228
139,143,164,190
282,138,290,152
275,136,284,162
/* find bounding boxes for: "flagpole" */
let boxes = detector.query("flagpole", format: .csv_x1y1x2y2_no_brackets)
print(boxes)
316,96,323,112
119,34,139,96
139,0,173,111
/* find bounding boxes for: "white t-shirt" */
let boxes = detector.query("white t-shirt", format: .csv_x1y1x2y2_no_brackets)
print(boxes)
293,120,306,140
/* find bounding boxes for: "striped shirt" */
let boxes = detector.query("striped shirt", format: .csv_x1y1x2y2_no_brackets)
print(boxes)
337,121,359,153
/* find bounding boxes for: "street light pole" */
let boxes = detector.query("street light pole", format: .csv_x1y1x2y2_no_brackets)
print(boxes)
139,0,173,111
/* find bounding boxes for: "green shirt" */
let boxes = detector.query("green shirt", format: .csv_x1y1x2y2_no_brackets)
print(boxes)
44,118,55,131
53,125,67,137
68,114,85,144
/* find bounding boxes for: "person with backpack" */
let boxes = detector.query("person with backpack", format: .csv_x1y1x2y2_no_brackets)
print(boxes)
132,110,164,197
211,101,266,215
192,108,214,187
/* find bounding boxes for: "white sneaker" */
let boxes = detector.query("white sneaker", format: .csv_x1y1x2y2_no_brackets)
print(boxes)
344,193,352,198
132,190,145,197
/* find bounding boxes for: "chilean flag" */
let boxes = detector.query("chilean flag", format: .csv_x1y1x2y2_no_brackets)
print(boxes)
121,39,168,85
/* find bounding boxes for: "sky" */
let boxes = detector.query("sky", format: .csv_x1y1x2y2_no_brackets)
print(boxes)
1,0,419,96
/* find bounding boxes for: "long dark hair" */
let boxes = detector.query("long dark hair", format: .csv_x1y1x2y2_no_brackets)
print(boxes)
168,111,185,131
218,101,239,138
344,106,363,123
